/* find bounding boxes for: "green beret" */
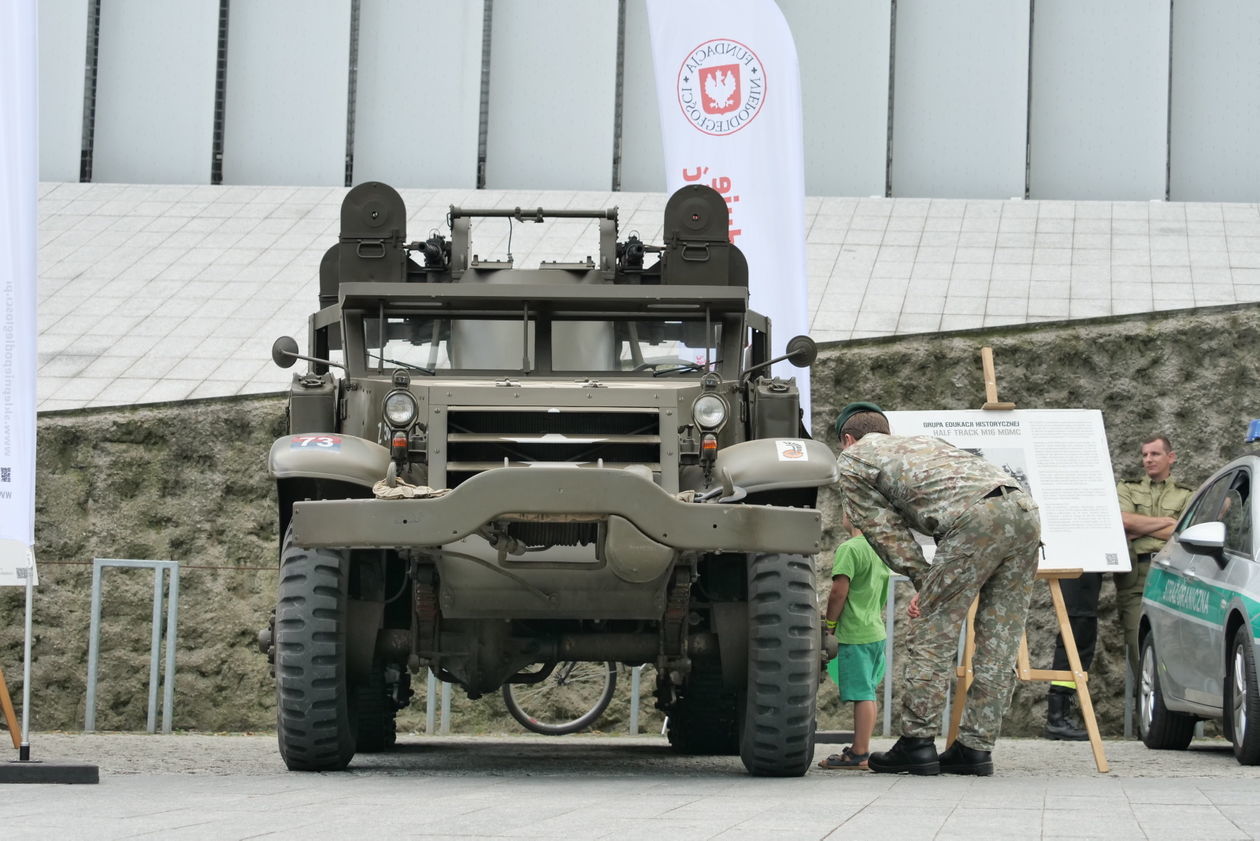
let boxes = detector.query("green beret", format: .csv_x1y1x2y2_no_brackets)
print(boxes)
834,401,886,437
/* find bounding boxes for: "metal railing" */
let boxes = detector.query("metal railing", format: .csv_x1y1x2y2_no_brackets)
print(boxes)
84,559,179,734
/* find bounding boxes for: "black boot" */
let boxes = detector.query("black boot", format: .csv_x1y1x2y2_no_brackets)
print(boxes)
1044,692,1087,741
868,736,939,775
939,741,994,776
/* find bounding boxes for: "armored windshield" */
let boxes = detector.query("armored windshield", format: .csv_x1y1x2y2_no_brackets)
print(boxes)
361,314,724,375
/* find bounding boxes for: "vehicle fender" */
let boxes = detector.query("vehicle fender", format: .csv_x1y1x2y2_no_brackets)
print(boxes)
713,438,838,494
268,433,390,487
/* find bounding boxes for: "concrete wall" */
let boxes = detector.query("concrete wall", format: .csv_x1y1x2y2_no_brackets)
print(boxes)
5,302,1260,735
37,0,1260,199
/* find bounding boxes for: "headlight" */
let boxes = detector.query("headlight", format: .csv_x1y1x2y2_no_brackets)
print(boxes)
383,390,418,428
692,394,727,429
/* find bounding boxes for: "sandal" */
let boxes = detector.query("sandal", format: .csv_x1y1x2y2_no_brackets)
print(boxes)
817,746,870,769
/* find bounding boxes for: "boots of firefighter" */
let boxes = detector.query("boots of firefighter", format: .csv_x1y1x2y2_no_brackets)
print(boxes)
1044,691,1087,741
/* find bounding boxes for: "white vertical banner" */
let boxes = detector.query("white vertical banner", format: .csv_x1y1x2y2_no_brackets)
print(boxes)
0,0,39,586
646,0,810,425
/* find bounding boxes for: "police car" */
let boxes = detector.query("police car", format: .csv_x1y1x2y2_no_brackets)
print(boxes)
1138,442,1260,764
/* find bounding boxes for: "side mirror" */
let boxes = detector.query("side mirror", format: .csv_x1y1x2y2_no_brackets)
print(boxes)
785,335,817,368
272,336,300,368
1178,521,1226,558
739,334,818,381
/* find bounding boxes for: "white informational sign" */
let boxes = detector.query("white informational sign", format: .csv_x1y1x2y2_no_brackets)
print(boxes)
0,540,36,587
646,0,810,425
886,409,1131,574
0,0,39,586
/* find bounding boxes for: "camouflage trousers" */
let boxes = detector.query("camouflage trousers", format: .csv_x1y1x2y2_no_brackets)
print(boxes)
900,489,1041,751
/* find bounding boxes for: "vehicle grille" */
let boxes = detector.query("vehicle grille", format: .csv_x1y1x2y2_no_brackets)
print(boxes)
445,407,662,488
505,521,597,548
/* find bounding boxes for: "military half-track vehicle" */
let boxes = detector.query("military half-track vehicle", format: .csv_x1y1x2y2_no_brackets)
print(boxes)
259,181,836,776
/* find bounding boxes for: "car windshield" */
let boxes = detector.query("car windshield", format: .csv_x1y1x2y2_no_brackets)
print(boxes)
361,315,723,375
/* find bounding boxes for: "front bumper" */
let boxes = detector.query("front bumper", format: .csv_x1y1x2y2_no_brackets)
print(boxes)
290,466,823,556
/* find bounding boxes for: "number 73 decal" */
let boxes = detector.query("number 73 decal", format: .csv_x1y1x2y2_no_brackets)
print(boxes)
290,435,342,450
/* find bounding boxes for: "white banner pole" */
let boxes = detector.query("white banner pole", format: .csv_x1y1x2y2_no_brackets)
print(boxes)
1,0,40,760
646,0,811,427
21,557,34,756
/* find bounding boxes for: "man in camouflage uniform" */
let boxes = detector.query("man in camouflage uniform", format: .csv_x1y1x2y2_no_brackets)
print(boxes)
834,402,1042,776
1115,434,1192,677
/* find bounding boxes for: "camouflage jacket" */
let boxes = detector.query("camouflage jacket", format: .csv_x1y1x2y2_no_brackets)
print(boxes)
836,432,1020,588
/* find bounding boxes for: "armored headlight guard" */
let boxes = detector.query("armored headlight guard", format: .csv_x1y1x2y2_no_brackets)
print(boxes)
692,394,728,430
383,390,418,428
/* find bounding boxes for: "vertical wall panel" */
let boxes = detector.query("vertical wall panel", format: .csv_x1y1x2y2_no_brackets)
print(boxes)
1169,1,1260,202
484,0,618,191
780,0,890,198
38,0,90,182
222,0,350,186
619,0,664,192
891,0,1028,199
92,0,218,184
1029,0,1169,200
353,0,483,188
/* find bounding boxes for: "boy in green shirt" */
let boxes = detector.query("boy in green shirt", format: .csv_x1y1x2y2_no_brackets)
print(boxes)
819,513,891,770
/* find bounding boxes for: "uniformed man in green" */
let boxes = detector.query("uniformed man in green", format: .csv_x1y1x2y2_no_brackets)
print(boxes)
1115,434,1192,677
834,402,1042,776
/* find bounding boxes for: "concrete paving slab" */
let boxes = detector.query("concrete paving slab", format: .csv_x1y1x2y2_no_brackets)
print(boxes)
4,734,1260,839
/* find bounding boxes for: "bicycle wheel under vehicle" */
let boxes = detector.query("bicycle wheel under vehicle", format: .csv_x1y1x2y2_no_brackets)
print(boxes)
1226,627,1260,765
1137,634,1195,751
502,661,617,735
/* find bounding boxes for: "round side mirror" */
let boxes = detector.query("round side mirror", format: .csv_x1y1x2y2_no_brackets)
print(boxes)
272,336,299,369
785,335,817,368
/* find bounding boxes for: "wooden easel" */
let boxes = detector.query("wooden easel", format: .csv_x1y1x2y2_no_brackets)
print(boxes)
0,666,20,750
945,347,1109,773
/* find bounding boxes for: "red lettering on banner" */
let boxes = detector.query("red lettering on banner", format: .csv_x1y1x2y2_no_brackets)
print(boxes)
681,165,743,245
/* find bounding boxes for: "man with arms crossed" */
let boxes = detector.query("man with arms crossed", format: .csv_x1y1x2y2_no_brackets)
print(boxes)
1115,434,1192,678
834,402,1042,776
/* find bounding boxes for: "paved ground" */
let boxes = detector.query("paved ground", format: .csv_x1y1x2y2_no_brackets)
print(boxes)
4,732,1260,840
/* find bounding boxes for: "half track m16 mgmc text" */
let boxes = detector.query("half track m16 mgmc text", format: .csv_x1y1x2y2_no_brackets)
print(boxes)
257,182,837,776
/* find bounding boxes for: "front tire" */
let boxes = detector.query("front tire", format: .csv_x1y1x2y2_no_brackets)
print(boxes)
1138,633,1195,751
667,657,739,755
275,526,356,771
354,662,399,753
739,553,818,777
1226,627,1260,765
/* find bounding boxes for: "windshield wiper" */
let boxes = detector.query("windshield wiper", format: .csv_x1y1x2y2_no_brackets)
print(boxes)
653,359,721,377
371,354,436,375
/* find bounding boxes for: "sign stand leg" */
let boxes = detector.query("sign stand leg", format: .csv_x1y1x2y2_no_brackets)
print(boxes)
0,668,19,750
943,347,1109,772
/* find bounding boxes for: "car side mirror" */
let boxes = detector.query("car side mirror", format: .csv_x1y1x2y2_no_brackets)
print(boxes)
1178,521,1226,561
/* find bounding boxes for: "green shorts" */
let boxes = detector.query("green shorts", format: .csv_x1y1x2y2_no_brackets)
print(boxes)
831,640,886,702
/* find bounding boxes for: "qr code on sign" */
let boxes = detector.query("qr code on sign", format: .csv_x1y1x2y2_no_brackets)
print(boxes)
1105,553,1119,567
16,567,29,579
